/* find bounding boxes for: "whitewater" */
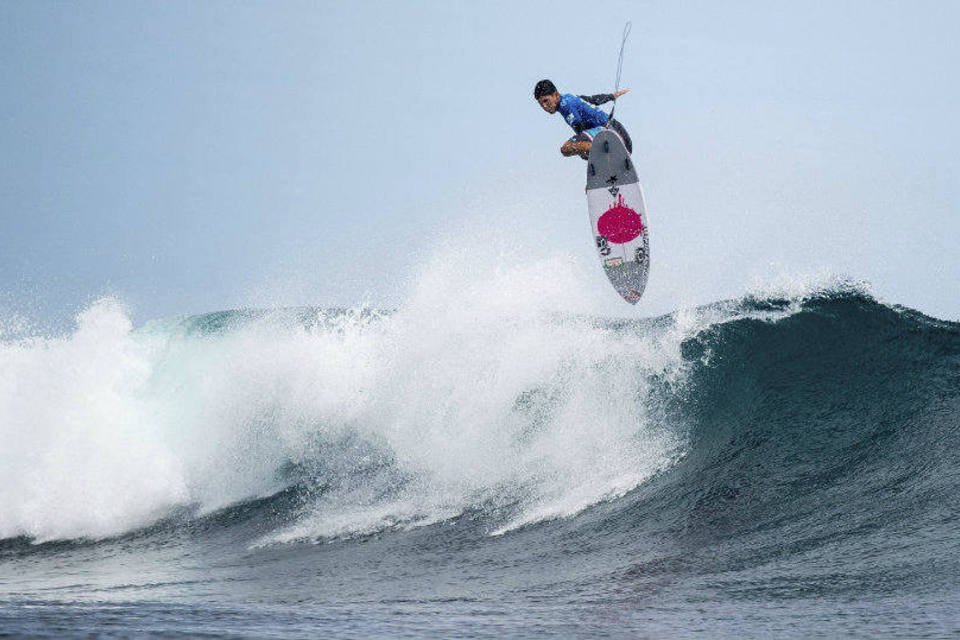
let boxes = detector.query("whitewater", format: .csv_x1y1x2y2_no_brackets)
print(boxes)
1,244,959,638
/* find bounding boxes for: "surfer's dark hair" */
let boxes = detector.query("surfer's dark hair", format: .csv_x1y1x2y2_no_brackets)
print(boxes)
534,79,557,99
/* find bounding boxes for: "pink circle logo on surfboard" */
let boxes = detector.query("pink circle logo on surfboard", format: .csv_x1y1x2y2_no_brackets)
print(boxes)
597,194,644,244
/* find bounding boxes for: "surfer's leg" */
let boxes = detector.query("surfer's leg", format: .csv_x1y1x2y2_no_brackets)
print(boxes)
561,139,591,159
562,130,597,160
607,118,633,154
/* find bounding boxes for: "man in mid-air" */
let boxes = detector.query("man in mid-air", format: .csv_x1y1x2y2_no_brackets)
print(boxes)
534,79,631,160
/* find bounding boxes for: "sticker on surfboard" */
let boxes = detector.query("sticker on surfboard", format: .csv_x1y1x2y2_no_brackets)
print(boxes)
586,129,650,304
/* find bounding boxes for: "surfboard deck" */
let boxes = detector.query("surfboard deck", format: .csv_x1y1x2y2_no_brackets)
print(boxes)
586,129,650,305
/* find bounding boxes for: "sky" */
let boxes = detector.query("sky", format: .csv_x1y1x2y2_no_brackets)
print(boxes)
1,0,958,328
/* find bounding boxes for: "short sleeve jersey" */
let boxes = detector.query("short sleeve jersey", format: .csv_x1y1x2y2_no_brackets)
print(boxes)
557,93,610,133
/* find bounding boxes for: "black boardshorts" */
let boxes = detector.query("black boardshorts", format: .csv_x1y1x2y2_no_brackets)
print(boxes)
568,118,633,154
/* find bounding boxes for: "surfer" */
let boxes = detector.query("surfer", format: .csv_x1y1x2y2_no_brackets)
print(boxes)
534,79,632,160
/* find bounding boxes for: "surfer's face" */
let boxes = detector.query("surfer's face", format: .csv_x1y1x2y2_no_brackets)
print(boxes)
537,92,560,114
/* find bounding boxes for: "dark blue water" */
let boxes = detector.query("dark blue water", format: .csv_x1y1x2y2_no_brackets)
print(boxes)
2,291,958,638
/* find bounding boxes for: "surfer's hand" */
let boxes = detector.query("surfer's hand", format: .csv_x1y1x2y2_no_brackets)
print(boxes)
613,88,630,99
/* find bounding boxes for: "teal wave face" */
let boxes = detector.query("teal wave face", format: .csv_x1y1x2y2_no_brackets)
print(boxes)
590,292,960,599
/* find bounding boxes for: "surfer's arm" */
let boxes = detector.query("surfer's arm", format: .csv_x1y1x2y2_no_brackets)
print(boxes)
580,94,614,106
579,89,630,105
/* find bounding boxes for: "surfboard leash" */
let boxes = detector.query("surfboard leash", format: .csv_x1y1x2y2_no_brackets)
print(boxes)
608,20,632,123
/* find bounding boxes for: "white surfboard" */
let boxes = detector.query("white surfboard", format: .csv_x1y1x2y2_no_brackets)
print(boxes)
586,129,650,304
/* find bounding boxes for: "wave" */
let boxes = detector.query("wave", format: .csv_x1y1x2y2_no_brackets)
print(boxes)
1,269,957,556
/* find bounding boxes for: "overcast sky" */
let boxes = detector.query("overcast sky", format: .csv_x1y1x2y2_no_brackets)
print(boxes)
2,0,957,327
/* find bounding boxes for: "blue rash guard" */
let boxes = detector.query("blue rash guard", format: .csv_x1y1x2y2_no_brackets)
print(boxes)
557,93,613,133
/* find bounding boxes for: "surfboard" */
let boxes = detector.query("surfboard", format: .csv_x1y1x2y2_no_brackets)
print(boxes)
586,129,650,304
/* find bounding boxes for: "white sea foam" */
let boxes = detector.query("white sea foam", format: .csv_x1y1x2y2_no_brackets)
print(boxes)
0,235,850,544
0,300,188,541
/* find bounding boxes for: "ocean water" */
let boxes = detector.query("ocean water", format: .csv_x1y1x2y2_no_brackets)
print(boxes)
1,272,958,637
